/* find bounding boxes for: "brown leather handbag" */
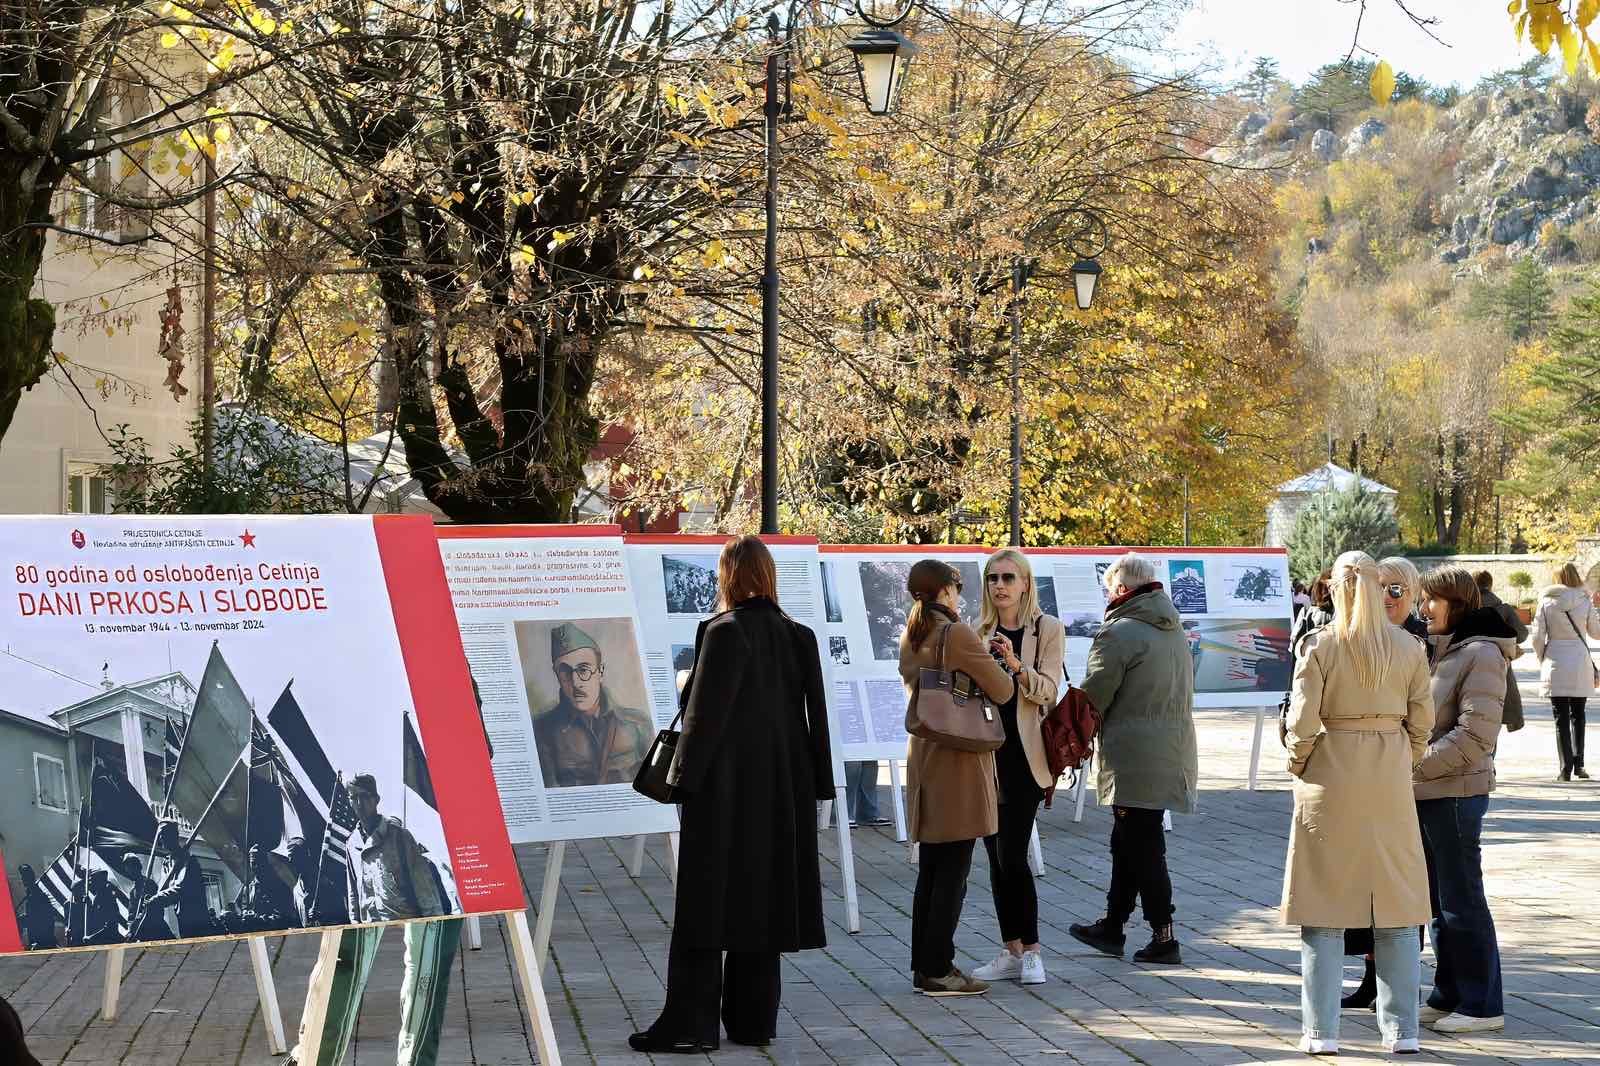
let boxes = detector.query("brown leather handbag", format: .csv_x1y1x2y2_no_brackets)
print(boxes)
906,624,1006,753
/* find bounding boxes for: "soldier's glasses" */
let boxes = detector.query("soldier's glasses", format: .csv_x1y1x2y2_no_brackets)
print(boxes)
557,663,599,682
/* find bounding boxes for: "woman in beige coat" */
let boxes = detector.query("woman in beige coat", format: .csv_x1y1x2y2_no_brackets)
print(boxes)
898,559,1015,997
1282,551,1434,1056
970,549,1064,987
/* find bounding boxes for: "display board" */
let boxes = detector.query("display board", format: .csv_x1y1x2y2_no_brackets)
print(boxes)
436,525,678,844
817,544,1294,762
817,545,995,762
624,535,847,785
0,515,524,957
1027,547,1293,709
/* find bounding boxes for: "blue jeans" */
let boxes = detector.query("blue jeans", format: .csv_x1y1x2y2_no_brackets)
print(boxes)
844,761,880,823
1302,926,1419,1044
1417,795,1504,1018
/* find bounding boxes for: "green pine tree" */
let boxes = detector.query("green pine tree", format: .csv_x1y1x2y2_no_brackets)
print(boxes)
1285,482,1401,584
1242,57,1280,104
1499,279,1600,518
1469,257,1555,342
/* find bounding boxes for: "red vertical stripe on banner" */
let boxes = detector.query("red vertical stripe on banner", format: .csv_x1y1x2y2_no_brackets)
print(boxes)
0,851,20,952
371,515,525,913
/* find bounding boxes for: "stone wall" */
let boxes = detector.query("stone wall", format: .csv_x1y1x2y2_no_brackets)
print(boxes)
1408,554,1556,605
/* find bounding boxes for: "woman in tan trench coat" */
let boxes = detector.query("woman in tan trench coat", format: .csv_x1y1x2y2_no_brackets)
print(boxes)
898,559,1015,997
1282,551,1434,1056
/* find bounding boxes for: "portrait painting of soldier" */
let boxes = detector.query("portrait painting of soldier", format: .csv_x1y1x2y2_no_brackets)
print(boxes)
517,619,655,789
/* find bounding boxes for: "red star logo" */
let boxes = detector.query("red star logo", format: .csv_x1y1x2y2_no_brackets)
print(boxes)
240,529,257,548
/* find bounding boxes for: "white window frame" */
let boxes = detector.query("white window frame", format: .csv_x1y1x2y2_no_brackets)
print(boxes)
65,459,116,515
33,753,68,813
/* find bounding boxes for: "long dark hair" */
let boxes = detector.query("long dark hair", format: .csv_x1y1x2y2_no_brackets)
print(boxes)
715,535,778,612
904,559,961,649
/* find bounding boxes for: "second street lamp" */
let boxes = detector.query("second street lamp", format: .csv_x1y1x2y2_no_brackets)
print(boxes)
1008,208,1109,547
760,1,919,535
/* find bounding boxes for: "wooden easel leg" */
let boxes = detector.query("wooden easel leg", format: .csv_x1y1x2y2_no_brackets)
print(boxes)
1073,760,1090,823
833,784,861,933
665,832,679,885
1248,706,1265,791
1027,823,1044,878
533,842,566,975
888,760,908,843
101,946,125,1021
626,834,647,878
294,929,344,1060
465,915,483,950
508,910,563,1066
817,798,832,831
1163,810,1173,832
247,936,286,1054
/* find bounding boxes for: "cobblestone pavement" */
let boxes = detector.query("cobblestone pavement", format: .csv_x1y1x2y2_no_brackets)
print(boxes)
4,668,1597,1065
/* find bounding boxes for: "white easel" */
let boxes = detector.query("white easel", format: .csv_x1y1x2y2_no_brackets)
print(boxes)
888,761,908,842
624,832,680,882
1247,705,1266,791
293,913,562,1065
100,935,288,1055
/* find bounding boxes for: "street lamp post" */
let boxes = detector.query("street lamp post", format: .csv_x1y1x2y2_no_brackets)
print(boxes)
1007,208,1108,547
759,3,919,535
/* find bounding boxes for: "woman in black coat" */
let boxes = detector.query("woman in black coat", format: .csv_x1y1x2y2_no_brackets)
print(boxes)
630,535,835,1054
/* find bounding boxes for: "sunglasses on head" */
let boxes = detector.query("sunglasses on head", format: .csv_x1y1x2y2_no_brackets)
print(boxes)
986,572,1021,585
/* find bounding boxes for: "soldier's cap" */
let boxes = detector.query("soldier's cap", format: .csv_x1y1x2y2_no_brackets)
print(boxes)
286,836,306,849
550,622,601,662
348,773,379,796
122,851,143,867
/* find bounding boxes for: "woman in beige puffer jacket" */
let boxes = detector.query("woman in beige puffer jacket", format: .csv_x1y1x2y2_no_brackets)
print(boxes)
1530,562,1600,780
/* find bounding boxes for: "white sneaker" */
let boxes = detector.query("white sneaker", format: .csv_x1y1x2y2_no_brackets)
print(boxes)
1418,1005,1450,1025
1020,949,1046,985
1385,1037,1421,1055
1429,1013,1504,1034
971,950,1023,982
1298,1036,1339,1055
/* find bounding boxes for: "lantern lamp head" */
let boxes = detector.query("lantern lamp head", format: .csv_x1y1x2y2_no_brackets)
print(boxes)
845,28,920,115
1070,257,1102,310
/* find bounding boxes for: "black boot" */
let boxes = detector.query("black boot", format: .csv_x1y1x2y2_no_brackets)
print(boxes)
1341,956,1377,1010
1133,924,1182,965
1555,707,1575,781
1069,917,1127,958
1575,707,1589,778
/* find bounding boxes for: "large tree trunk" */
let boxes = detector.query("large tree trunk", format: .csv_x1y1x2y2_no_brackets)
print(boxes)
0,162,58,449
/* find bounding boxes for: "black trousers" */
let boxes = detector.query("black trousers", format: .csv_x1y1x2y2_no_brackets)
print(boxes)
911,839,975,978
654,926,781,1044
1106,805,1174,928
1553,696,1587,772
983,798,1041,945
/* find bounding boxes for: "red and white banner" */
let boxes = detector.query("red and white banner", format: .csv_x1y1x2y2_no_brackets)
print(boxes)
0,515,524,956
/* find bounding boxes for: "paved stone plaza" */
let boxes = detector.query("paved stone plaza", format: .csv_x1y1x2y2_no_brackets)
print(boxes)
5,665,1597,1065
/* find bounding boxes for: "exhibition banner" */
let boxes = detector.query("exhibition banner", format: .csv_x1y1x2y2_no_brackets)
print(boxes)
624,535,847,784
817,544,1295,761
1027,547,1293,708
817,546,994,762
0,515,525,957
436,525,677,844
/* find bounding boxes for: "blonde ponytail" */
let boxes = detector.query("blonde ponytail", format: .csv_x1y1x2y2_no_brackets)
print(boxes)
1329,550,1392,690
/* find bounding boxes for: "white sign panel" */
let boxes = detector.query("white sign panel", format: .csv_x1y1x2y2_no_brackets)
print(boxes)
624,535,846,784
437,525,678,844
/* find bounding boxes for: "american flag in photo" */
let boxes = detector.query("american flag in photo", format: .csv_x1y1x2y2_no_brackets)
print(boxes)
34,837,133,938
319,778,358,879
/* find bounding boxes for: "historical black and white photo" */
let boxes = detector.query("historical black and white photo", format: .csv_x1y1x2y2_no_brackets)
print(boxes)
662,554,719,616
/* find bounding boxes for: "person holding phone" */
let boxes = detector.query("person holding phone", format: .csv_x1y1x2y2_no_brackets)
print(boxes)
969,549,1064,987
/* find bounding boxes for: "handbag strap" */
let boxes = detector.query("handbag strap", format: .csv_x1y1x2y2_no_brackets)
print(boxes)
936,617,951,673
1563,606,1590,643
1031,617,1069,685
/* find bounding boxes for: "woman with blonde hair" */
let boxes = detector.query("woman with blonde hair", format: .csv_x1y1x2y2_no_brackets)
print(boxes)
1283,551,1433,1055
1530,561,1600,780
899,559,1016,997
968,549,1064,987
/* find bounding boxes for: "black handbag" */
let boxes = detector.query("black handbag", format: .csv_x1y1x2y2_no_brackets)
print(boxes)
633,707,685,804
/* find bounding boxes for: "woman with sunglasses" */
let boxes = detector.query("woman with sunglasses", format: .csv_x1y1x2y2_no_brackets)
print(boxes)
899,559,1016,996
969,549,1065,987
